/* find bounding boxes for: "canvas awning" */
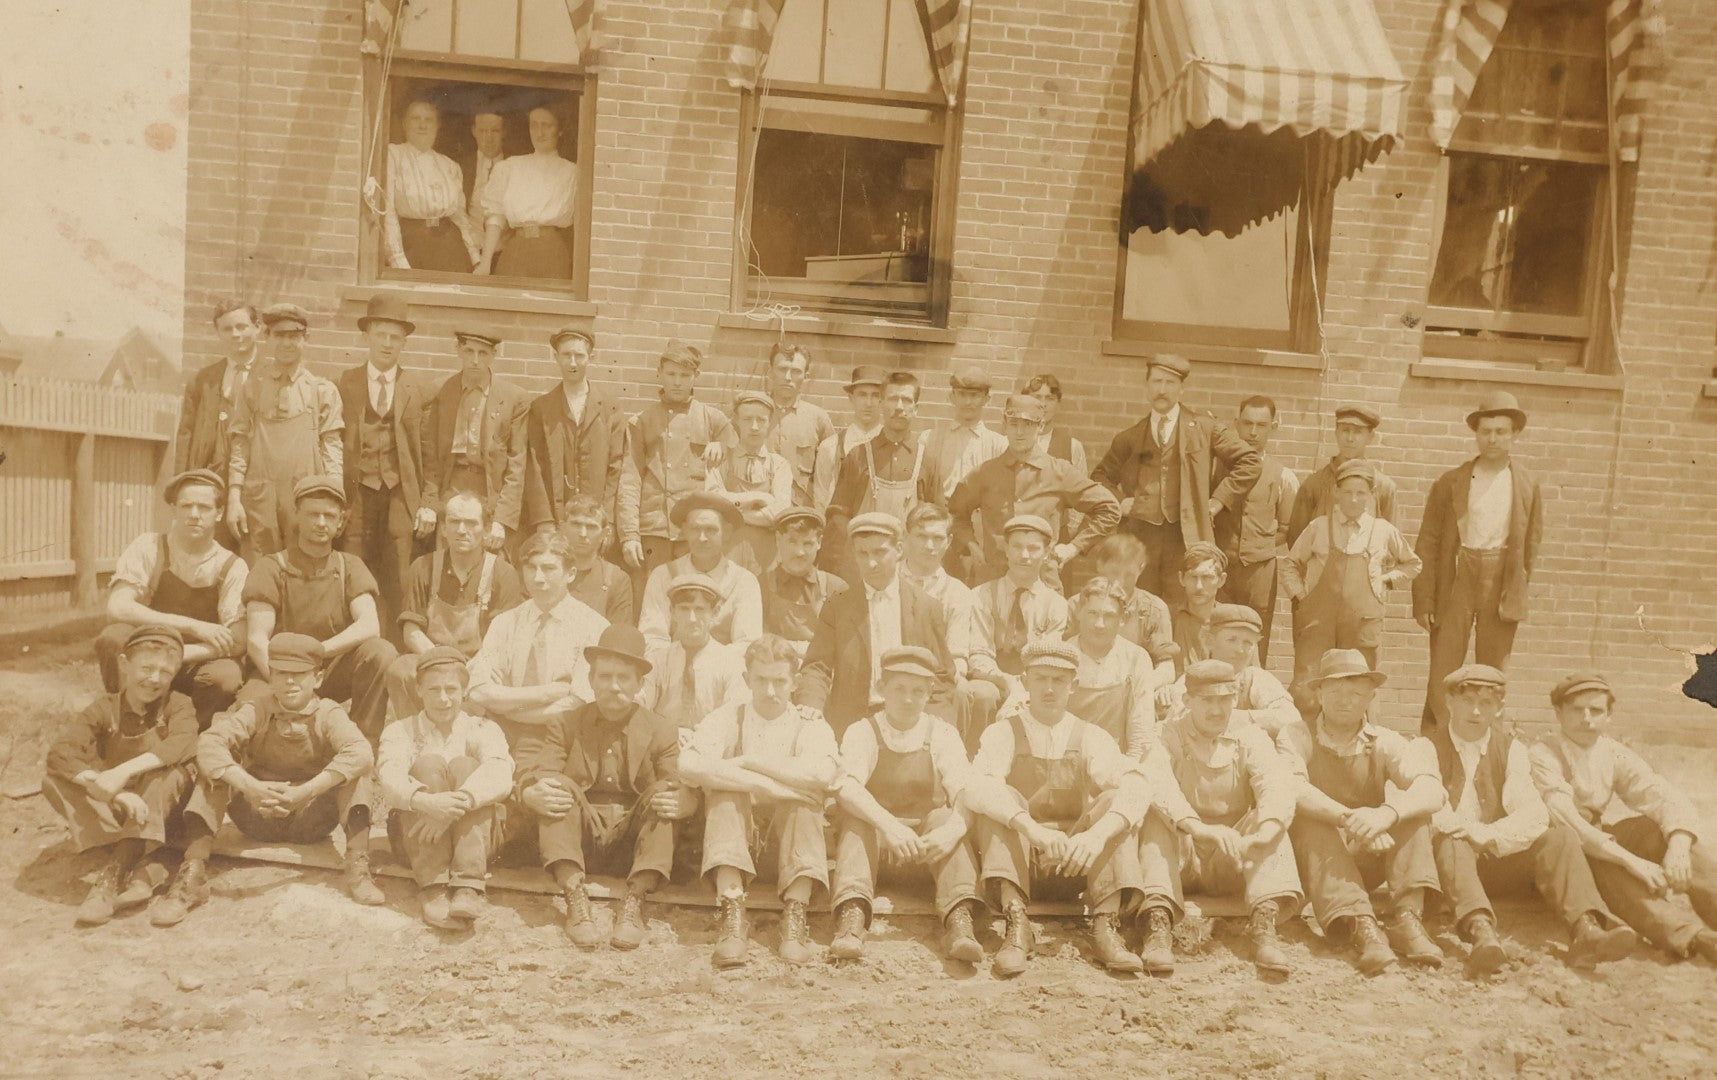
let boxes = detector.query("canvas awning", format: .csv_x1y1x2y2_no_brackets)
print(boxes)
1128,0,1408,238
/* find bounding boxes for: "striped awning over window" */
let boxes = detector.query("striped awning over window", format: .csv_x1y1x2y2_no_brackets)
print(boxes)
720,0,972,105
1130,0,1407,238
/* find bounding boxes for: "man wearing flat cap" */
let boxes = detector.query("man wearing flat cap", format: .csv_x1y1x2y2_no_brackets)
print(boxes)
759,505,847,658
523,326,628,546
1163,603,1297,739
824,370,947,574
160,633,383,928
227,302,344,561
757,341,834,507
1428,665,1638,977
97,469,248,726
1413,391,1542,732
636,492,763,654
637,574,749,733
706,389,793,573
515,624,687,950
42,625,199,926
1529,673,1717,965
1092,353,1259,607
923,363,1007,502
813,365,887,511
1286,404,1397,547
422,326,531,553
338,294,431,635
967,515,1070,730
1222,395,1298,664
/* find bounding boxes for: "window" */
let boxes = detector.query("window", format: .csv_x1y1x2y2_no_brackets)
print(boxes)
362,0,595,295
735,0,959,324
1426,0,1611,369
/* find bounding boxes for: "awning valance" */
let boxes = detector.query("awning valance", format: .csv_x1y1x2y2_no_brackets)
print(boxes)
1128,0,1407,238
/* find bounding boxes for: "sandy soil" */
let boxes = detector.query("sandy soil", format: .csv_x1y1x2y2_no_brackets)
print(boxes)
3,639,1716,1080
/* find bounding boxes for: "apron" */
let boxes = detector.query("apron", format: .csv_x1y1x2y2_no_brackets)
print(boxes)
729,705,808,851
863,437,924,524
1305,717,1388,809
865,716,937,827
1004,714,1091,830
426,548,498,658
275,551,351,643
245,368,324,553
1067,675,1134,752
1302,516,1384,650
1172,734,1252,828
105,706,171,769
149,536,234,627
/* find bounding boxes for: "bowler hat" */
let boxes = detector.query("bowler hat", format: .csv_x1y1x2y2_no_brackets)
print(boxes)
356,293,416,335
584,624,653,675
1307,648,1387,689
843,365,887,392
268,632,326,673
1466,391,1527,432
669,491,742,530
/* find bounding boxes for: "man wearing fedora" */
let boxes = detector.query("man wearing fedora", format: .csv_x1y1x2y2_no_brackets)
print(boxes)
523,326,628,544
422,326,531,554
813,365,887,511
515,624,688,950
339,294,432,635
1413,392,1543,733
636,492,763,655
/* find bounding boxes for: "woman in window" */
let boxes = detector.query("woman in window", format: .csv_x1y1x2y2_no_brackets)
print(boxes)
477,107,577,280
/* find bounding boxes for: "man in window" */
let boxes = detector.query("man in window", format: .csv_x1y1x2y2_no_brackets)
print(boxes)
812,365,886,511
1412,393,1542,733
636,492,762,654
759,342,834,508
422,327,531,554
1221,395,1297,664
561,495,634,626
758,506,847,660
1287,405,1397,546
823,371,946,575
477,106,576,279
924,364,1007,503
384,99,479,273
1092,354,1259,607
463,110,507,224
522,327,627,543
227,303,344,561
177,300,261,546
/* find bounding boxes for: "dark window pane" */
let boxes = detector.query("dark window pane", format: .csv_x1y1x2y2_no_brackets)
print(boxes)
1456,0,1605,153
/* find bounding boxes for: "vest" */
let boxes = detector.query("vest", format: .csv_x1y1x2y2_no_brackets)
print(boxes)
1047,426,1074,464
1134,418,1180,525
1431,726,1514,826
357,398,401,490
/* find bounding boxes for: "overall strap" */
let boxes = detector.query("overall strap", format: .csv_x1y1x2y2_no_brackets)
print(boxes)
477,552,497,611
148,534,171,597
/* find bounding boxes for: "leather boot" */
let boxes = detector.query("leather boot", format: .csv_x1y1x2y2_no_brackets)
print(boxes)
1248,900,1290,977
1461,912,1508,978
713,894,749,969
993,899,1033,978
1567,912,1636,969
420,887,460,930
1092,912,1144,973
563,884,604,949
610,894,647,951
829,900,867,961
1386,910,1443,968
1351,915,1396,976
777,898,816,965
149,858,210,928
1689,930,1717,966
943,903,984,964
447,886,485,922
1141,906,1175,976
116,862,168,909
75,860,124,927
343,850,386,906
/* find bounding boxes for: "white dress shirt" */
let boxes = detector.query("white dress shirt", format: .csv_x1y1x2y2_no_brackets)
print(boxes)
1462,464,1513,550
366,363,397,415
1432,728,1548,857
482,152,577,229
563,380,589,426
865,577,903,704
468,152,501,219
384,141,477,268
468,595,608,705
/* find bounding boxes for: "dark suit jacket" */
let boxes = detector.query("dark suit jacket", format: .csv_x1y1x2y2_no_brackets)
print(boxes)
795,576,956,735
1092,409,1260,545
521,382,628,534
513,701,679,799
421,371,531,532
338,365,427,516
1412,458,1542,624
175,357,237,474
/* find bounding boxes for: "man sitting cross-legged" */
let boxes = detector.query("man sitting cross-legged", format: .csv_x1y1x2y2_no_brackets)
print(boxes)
829,646,984,965
159,632,384,928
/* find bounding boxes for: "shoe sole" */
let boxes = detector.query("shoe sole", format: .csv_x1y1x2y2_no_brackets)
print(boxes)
1465,943,1508,978
947,941,984,964
610,936,642,951
829,941,864,961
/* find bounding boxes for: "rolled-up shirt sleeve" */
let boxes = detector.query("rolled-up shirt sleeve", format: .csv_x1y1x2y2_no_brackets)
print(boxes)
197,703,262,782
459,720,515,807
1081,725,1150,826
838,720,879,788
376,720,421,810
1612,743,1702,843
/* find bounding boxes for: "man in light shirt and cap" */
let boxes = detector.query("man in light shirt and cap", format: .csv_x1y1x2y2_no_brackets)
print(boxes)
923,363,1007,501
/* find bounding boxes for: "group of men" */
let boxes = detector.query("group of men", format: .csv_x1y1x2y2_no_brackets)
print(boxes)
43,299,1717,981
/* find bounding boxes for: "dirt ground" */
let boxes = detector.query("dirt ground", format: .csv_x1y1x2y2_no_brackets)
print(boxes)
3,634,1716,1080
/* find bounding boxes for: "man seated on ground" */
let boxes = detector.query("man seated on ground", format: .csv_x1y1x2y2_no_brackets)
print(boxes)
1089,533,1178,673
1144,660,1302,979
829,646,984,965
467,530,607,752
899,503,986,744
377,647,515,929
638,492,762,654
961,640,1151,978
385,491,523,720
160,633,383,928
967,516,1069,731
680,635,841,968
638,575,749,734
516,625,688,951
1429,665,1637,977
1169,543,1229,675
239,475,398,742
561,495,634,626
97,469,248,726
1066,577,1162,760
1278,649,1445,976
758,506,846,659
43,626,198,927
1163,604,1297,738
1530,673,1717,965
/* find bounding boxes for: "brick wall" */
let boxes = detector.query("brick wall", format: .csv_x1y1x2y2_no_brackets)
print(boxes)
182,0,1717,743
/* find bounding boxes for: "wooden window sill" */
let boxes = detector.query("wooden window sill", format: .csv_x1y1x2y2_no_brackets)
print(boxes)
341,284,597,320
1410,358,1623,392
1100,339,1323,370
715,311,957,345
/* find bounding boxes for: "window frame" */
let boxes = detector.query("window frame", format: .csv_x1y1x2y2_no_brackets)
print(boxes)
358,50,597,299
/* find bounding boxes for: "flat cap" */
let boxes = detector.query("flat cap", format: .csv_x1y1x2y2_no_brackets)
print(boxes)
455,328,502,348
1334,459,1377,488
668,491,741,529
122,624,184,655
1020,640,1080,672
260,303,310,331
1003,514,1055,543
1181,541,1228,574
658,339,703,372
1147,353,1191,379
879,645,939,680
584,624,653,675
666,573,724,605
164,468,225,504
1444,663,1508,693
774,505,825,532
292,474,347,506
1550,673,1613,707
1209,603,1263,635
847,511,902,542
1002,393,1047,423
1184,658,1240,697
1334,405,1382,429
549,325,592,350
733,389,774,412
843,365,888,391
948,364,993,392
268,632,326,673
415,644,469,679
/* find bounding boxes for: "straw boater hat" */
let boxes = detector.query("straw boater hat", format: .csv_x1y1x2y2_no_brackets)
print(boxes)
584,624,653,675
1466,391,1527,432
1306,648,1387,689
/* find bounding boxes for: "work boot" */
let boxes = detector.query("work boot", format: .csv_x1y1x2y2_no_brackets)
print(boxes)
563,885,603,949
1141,906,1175,977
1386,910,1443,968
1091,912,1144,974
1689,930,1717,966
343,851,385,906
148,859,209,928
1248,900,1291,977
116,862,167,909
610,894,647,951
943,903,984,964
75,860,124,927
777,898,816,965
447,886,485,922
713,894,749,969
993,899,1033,978
829,900,867,961
1567,913,1636,969
420,887,461,930
1460,912,1508,978
1351,915,1396,976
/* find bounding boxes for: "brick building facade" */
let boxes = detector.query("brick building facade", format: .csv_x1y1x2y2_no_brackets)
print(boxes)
181,0,1717,742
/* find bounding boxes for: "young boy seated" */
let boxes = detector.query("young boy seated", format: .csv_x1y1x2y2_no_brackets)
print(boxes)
160,632,383,927
757,506,847,659
961,640,1152,978
42,625,198,926
378,647,516,929
830,646,983,965
679,634,840,968
706,390,793,574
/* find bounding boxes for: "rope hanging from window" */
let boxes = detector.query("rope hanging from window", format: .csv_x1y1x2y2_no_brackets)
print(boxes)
360,0,408,219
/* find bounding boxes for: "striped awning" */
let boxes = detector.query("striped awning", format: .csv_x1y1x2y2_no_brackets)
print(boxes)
721,0,972,105
1129,0,1407,238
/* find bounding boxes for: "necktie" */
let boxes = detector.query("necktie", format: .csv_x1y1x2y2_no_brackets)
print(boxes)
1155,416,1169,447
1007,585,1028,645
524,610,551,685
375,371,392,415
679,648,699,719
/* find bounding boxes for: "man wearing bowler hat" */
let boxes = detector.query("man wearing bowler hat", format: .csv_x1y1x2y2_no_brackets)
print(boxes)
523,326,629,542
636,492,763,654
813,365,887,511
422,326,531,553
1413,391,1543,732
